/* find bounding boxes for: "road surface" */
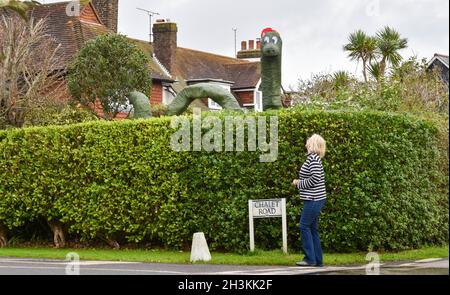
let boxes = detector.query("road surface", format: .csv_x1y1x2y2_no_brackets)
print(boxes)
0,257,447,275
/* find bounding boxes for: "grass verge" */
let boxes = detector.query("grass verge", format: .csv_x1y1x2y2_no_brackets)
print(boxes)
0,246,448,266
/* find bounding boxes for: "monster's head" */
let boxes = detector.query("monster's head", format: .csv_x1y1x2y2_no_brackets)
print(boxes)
261,28,282,57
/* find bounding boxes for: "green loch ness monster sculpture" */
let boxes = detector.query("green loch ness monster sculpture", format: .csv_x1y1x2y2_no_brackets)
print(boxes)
260,28,283,110
128,91,152,119
167,83,243,116
128,28,283,117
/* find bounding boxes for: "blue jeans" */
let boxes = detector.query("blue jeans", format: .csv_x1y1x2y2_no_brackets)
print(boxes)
299,199,326,266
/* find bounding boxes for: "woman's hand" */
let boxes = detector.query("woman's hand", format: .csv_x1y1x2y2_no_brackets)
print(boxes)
292,179,300,187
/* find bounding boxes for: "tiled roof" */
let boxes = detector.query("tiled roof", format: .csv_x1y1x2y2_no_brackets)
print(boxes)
28,2,81,70
175,47,261,89
226,62,261,89
7,1,259,87
25,2,172,81
79,21,111,42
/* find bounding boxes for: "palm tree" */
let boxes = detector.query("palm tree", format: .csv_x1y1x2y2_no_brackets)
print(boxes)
0,0,40,20
375,26,408,77
343,30,377,83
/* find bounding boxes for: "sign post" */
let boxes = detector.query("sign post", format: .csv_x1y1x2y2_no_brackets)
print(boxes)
248,198,288,254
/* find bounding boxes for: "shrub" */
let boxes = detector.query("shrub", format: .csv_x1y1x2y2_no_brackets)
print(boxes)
24,104,99,127
151,104,169,118
0,107,447,252
295,57,449,116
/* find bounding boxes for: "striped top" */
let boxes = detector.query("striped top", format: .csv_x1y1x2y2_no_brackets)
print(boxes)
297,153,327,201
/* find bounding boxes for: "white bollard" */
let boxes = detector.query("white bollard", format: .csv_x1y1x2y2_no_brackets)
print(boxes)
190,232,212,263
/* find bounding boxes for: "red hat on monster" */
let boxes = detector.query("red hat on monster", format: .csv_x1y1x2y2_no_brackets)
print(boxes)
261,28,277,38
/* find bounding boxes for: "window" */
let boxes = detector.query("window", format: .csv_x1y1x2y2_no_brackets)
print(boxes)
255,90,263,112
163,86,175,105
208,98,223,110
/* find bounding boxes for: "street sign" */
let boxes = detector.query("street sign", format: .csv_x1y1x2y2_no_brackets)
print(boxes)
248,198,287,254
251,199,283,218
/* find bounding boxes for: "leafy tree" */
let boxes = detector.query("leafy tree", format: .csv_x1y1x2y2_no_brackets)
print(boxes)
343,30,377,82
67,34,152,120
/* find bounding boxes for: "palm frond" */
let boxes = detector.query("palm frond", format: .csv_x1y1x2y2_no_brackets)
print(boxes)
333,71,353,88
368,62,382,82
376,26,408,63
344,30,369,60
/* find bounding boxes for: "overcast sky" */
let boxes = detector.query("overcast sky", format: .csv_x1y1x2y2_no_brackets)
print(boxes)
44,0,449,88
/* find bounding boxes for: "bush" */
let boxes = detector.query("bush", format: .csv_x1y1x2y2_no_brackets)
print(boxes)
0,107,448,252
295,57,449,115
151,104,169,118
24,104,99,127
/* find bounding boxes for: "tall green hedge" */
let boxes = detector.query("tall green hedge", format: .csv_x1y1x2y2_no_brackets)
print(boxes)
0,108,448,252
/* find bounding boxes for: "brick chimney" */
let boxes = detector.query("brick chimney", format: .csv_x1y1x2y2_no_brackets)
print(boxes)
153,20,178,74
237,38,261,60
92,0,119,33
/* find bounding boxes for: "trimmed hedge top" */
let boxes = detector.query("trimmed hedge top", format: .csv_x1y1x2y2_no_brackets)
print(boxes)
0,108,448,252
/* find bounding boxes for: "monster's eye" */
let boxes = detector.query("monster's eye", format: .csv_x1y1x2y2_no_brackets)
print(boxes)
264,36,270,44
272,36,278,44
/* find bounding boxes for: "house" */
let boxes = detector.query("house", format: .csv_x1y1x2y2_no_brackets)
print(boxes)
151,19,263,111
15,0,263,117
428,53,449,86
24,0,173,118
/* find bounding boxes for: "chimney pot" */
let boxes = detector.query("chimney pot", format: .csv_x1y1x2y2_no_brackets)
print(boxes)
241,41,247,51
237,37,262,60
249,40,255,50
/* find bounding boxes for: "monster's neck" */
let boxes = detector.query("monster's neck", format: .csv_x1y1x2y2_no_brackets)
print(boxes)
261,55,282,110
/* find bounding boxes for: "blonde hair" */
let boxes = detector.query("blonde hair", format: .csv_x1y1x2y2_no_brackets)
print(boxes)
306,134,326,158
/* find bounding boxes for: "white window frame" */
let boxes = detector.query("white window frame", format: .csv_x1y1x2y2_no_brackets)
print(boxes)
254,79,263,112
162,83,176,106
208,98,223,110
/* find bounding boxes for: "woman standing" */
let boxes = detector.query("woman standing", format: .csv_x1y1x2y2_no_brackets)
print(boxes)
292,134,327,267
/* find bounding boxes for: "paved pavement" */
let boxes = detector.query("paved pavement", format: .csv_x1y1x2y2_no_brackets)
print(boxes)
0,257,447,275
